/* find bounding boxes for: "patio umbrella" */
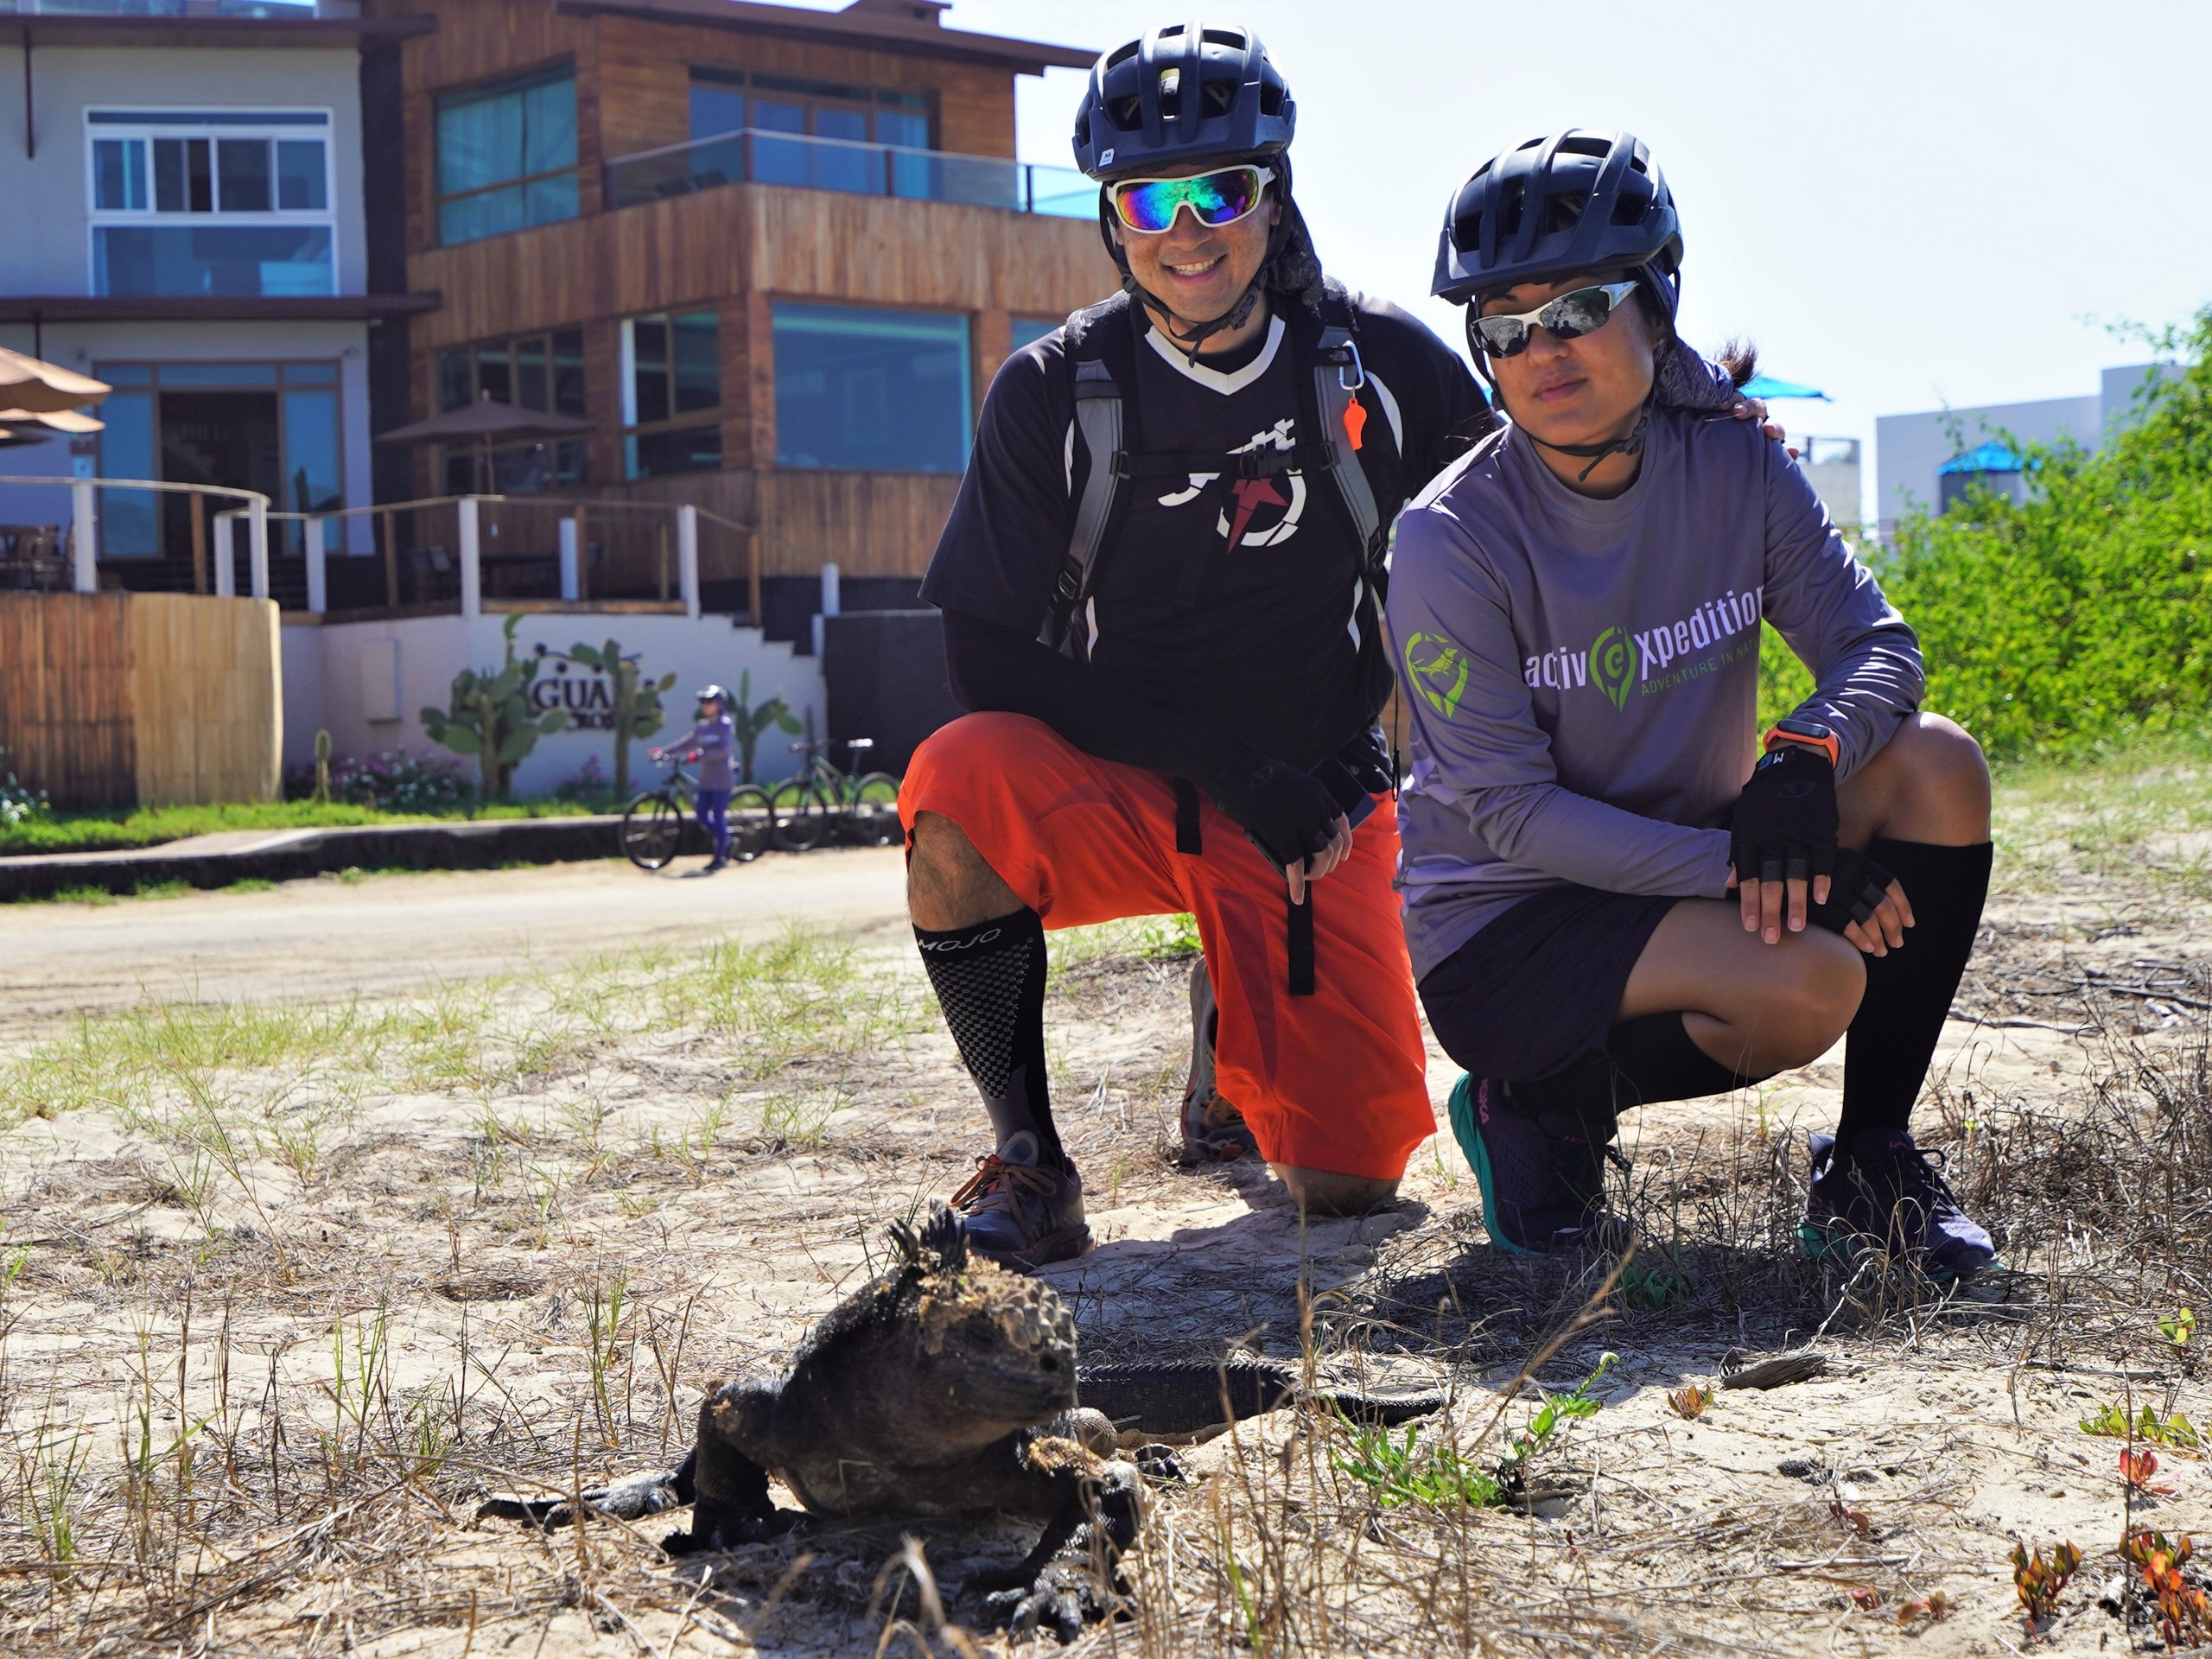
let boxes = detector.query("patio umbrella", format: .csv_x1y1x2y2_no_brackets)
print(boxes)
1739,372,1830,402
376,392,595,493
0,346,110,415
0,406,104,435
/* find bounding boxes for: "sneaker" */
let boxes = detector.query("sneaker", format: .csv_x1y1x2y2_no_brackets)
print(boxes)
1446,1074,1622,1255
950,1131,1092,1271
1801,1128,1997,1281
1179,960,1260,1164
702,855,728,874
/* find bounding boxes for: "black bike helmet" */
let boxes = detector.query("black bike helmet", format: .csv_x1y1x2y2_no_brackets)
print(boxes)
1071,22,1294,182
1433,130,1682,319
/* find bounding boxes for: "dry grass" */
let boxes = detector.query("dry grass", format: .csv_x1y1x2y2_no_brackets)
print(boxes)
2,753,2209,1655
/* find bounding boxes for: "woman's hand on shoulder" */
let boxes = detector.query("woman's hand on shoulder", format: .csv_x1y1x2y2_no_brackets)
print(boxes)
1730,397,1798,459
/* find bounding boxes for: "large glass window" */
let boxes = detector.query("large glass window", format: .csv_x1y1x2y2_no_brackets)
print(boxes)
773,303,970,474
620,311,721,479
92,361,343,559
86,109,334,296
434,327,588,493
435,66,578,246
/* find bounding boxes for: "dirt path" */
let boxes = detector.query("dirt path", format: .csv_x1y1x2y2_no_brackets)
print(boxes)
0,849,909,1045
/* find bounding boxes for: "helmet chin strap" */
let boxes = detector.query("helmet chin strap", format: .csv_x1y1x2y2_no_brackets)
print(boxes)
1525,389,1656,484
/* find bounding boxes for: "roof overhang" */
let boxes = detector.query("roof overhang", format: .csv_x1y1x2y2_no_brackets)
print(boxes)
0,294,442,324
553,0,1095,73
2,15,433,51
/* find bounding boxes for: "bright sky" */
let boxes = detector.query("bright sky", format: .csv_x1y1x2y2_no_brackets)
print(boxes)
827,0,2212,515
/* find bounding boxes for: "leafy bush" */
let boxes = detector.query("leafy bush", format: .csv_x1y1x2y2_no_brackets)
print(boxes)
283,748,468,812
0,747,48,830
1878,311,2212,759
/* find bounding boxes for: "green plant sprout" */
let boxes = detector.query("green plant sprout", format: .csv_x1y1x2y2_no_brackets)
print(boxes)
2159,1306,2196,1346
1331,1417,1503,1510
2080,1401,2201,1448
1504,1351,1617,1469
420,613,568,801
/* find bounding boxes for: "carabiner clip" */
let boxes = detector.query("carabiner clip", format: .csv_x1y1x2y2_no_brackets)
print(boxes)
1337,340,1366,392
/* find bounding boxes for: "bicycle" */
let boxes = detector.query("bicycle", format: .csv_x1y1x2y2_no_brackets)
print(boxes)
620,753,772,871
767,737,901,851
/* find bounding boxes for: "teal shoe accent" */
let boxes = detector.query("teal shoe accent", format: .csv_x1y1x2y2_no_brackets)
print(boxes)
1446,1072,1542,1258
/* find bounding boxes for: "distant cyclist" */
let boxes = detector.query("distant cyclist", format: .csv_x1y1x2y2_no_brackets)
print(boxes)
652,684,737,873
1391,130,1997,1277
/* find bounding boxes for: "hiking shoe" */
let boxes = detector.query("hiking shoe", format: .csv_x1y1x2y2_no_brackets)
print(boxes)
1179,959,1260,1164
950,1131,1092,1271
1446,1074,1622,1255
1801,1128,1997,1281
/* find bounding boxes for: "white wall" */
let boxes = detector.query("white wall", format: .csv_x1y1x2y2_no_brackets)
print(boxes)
0,42,368,296
281,611,828,798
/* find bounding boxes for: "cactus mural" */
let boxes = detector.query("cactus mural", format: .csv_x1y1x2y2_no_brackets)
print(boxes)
566,638,677,801
421,613,569,801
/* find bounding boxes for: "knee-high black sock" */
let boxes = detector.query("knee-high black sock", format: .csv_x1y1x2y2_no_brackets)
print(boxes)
1607,1012,1767,1103
1837,838,1993,1145
1511,1014,1763,1144
914,907,1062,1166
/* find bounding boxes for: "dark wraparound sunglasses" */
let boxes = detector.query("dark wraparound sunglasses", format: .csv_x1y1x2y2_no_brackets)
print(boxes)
1471,280,1640,358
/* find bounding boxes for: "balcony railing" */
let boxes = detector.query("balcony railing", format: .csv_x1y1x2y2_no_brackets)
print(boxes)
605,127,1096,219
0,2,359,16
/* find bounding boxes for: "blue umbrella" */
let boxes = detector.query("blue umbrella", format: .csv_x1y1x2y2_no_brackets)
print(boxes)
1939,441,2024,474
1739,372,1830,402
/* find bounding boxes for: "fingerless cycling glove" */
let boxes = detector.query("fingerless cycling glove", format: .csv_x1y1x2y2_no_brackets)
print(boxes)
1730,743,1840,888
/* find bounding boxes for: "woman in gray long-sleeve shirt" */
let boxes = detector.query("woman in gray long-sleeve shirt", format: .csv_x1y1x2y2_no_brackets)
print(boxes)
1389,130,1997,1278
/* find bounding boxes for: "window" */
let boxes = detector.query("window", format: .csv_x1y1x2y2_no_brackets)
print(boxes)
679,67,934,196
92,360,343,559
434,327,588,493
620,311,721,479
1009,318,1058,353
773,303,970,474
435,66,578,247
86,109,334,296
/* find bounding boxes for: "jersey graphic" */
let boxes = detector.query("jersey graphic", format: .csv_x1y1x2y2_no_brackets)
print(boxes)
1153,417,1306,554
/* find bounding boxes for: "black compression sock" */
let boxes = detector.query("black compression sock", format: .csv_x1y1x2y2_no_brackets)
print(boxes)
1837,838,1994,1144
1606,1012,1767,1103
914,907,1062,1166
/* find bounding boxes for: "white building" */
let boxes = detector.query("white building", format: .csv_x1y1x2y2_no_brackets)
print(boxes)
0,1,416,596
1874,362,2181,539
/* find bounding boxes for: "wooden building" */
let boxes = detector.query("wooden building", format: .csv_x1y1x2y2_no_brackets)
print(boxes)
360,0,1112,635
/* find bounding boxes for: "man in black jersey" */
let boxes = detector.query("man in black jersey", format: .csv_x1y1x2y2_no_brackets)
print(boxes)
896,23,1493,1269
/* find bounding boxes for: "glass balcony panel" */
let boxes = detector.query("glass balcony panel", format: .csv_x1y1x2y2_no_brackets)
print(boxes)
93,224,334,296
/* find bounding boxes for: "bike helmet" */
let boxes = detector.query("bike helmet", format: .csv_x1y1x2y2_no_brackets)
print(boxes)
1433,130,1682,320
1073,24,1317,356
694,683,730,706
1071,22,1294,182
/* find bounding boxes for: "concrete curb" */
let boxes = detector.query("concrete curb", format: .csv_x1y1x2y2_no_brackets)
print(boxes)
0,816,634,902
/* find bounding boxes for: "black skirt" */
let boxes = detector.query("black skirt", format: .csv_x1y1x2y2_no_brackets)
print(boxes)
1418,885,1681,1083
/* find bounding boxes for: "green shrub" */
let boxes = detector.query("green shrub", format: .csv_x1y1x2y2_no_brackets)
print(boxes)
1875,310,2212,759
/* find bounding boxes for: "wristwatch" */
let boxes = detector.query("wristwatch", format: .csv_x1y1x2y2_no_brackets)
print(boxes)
1762,715,1840,769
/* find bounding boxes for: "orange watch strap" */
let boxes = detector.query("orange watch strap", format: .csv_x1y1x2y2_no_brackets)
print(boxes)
1763,725,1840,768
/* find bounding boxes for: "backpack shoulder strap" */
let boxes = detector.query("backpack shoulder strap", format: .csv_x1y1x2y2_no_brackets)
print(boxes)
1307,282,1387,569
1044,295,1136,660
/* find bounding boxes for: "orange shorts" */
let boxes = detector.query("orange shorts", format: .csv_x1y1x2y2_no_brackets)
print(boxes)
899,713,1433,1181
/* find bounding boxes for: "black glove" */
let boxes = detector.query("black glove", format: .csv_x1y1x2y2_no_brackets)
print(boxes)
1804,848,1894,937
1729,744,1839,891
1207,756,1344,868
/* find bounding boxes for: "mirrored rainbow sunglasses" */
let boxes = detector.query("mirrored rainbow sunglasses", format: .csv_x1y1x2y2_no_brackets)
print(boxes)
1109,165,1274,235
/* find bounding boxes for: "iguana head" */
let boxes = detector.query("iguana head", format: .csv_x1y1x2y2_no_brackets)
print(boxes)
886,1203,1079,1433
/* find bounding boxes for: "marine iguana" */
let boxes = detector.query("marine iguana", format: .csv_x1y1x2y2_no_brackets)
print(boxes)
483,1203,1446,1639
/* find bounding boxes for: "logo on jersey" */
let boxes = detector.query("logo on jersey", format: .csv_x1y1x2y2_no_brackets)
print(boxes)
1154,417,1306,553
1403,632,1471,719
1588,626,1637,710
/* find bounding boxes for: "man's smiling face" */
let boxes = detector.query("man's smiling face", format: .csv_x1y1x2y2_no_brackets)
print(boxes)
1113,172,1280,331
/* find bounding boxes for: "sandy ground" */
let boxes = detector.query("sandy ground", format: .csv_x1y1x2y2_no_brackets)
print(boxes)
0,849,911,1041
1,840,2207,1655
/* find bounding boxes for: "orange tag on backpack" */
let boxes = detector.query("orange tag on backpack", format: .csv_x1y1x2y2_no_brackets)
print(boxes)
1341,395,1368,452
